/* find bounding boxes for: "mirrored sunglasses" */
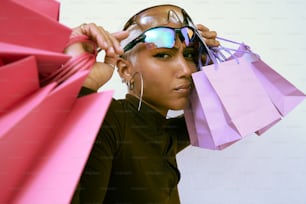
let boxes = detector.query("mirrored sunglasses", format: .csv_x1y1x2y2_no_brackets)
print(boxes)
123,26,196,52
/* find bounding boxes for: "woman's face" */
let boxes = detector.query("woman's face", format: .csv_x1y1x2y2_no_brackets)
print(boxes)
127,36,198,115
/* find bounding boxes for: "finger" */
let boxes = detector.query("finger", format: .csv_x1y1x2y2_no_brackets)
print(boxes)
88,23,110,49
111,31,129,54
196,24,209,32
104,31,130,57
83,24,123,57
200,30,218,39
112,30,130,41
205,38,220,47
80,23,110,50
106,36,121,56
97,28,116,56
70,24,85,37
96,27,128,56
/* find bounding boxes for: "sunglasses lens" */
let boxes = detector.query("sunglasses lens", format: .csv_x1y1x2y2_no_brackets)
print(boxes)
181,27,194,46
123,26,198,52
144,27,195,48
144,28,175,48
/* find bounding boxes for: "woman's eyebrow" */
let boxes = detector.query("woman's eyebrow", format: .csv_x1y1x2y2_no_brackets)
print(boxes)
151,47,180,52
184,46,196,51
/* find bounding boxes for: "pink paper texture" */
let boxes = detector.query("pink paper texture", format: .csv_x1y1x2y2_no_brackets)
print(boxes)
0,0,71,52
0,42,70,77
13,90,113,204
0,56,39,113
0,0,109,203
0,71,88,203
12,0,60,20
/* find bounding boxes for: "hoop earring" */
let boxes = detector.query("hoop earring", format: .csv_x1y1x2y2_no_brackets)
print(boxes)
130,72,144,111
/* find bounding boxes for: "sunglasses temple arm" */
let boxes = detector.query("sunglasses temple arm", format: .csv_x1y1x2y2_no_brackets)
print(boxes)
194,30,218,66
185,14,218,66
123,35,146,52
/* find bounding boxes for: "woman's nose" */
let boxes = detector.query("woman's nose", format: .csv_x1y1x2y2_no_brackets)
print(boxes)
176,55,194,78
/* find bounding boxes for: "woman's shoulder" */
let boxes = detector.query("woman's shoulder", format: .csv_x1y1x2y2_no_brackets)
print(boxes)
93,97,128,153
103,97,128,126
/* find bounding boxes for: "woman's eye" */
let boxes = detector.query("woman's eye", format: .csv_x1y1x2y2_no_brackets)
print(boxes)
184,51,195,60
153,53,171,59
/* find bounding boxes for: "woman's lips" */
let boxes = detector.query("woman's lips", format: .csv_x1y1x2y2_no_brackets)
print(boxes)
174,83,191,95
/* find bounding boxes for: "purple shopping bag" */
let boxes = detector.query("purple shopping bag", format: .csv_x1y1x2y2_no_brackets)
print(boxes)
228,43,306,134
202,56,282,137
184,71,242,150
184,50,283,150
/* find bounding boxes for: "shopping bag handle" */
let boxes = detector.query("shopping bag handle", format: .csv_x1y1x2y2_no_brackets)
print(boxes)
198,36,261,71
40,35,97,86
215,37,260,61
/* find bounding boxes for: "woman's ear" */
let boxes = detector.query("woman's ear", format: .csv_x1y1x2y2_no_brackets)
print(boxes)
117,57,133,82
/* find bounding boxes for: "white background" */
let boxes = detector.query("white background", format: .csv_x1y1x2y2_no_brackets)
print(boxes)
60,1,306,203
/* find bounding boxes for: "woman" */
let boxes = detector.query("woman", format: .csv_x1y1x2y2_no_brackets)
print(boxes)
67,4,220,203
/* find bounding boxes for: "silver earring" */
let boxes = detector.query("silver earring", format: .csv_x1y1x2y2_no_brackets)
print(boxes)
130,72,144,111
127,80,134,90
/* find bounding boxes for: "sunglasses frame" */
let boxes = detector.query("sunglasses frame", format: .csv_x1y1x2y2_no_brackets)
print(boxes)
123,26,196,53
122,4,215,69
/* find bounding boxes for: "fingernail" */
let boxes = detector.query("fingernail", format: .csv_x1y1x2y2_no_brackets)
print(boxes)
118,47,124,53
109,47,114,54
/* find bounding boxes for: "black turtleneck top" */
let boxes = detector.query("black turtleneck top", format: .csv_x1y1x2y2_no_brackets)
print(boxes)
72,88,190,204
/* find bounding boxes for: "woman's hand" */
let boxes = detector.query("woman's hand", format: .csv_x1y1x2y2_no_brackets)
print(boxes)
196,24,220,47
65,23,129,91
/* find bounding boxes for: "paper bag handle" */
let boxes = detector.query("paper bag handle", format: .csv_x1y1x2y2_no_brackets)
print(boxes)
40,35,97,86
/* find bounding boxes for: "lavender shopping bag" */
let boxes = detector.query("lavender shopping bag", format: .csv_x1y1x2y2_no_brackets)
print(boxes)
184,73,241,150
222,41,305,134
185,39,284,150
236,44,305,116
202,56,282,137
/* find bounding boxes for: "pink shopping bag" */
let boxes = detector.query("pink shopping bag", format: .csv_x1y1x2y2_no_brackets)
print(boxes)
0,70,88,203
0,0,71,52
0,42,70,78
0,56,39,113
12,0,61,20
12,90,113,204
